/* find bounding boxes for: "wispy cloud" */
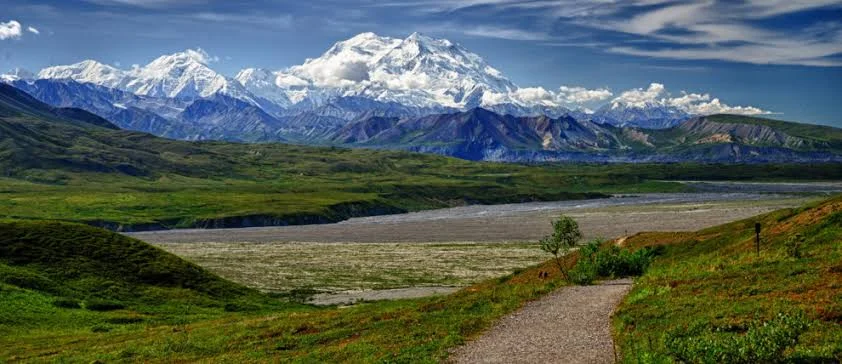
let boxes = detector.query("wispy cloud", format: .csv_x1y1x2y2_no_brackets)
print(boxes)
192,12,294,29
457,25,551,41
370,0,842,67
84,0,208,8
566,1,842,67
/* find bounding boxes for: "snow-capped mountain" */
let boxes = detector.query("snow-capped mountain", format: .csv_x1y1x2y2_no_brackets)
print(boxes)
38,49,255,102
0,68,34,82
237,32,545,113
38,60,127,89
590,102,689,129
1,32,777,152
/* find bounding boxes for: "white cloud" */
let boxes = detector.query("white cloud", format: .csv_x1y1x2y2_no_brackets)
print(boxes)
512,87,555,104
184,48,219,64
480,90,508,106
274,73,309,88
612,83,666,108
480,85,614,108
0,20,22,40
296,59,375,88
377,71,431,91
611,82,771,115
558,86,613,104
26,26,39,35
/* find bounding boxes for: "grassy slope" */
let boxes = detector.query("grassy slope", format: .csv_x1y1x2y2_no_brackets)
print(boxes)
0,219,574,363
4,162,842,230
613,195,842,362
0,220,310,362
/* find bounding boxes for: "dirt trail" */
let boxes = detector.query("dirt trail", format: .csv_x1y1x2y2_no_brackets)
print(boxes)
449,279,633,364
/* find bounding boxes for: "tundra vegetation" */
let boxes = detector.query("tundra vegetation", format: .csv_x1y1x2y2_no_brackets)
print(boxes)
1,195,841,362
613,196,842,363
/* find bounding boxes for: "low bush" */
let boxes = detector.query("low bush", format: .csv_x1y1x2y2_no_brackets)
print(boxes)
85,299,125,311
664,312,810,364
52,298,82,309
569,259,597,285
570,241,658,285
224,301,260,312
784,233,805,258
106,316,144,324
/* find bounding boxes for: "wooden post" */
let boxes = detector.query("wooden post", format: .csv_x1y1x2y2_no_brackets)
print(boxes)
755,222,761,257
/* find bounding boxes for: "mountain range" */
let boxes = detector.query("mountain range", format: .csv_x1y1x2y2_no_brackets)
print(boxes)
1,80,841,174
2,32,839,163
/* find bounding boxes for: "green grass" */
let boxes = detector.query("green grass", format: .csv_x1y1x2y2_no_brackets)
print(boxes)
613,195,842,363
3,194,841,362
3,161,841,230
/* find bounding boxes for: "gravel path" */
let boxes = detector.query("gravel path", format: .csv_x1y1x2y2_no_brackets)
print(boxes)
450,279,633,364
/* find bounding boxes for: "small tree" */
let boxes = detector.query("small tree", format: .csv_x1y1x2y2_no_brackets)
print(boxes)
540,215,582,280
784,233,805,258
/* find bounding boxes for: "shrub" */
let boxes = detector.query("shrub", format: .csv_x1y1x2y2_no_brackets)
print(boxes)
52,298,82,309
569,258,597,285
570,241,658,285
665,312,810,363
85,299,125,311
224,301,260,312
784,233,805,258
106,316,144,324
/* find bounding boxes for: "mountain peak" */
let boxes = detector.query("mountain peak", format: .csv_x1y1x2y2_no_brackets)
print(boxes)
38,60,126,89
0,67,35,82
405,32,452,47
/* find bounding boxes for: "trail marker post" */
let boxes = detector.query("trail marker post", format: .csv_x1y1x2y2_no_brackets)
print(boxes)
755,222,761,257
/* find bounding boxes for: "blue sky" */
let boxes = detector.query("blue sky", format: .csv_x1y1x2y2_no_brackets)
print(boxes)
1,0,841,126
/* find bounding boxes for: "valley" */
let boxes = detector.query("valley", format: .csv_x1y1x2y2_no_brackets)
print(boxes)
141,192,820,303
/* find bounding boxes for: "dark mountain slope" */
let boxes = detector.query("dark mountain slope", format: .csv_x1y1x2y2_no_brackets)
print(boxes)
615,115,842,155
0,83,118,130
332,108,623,160
179,94,288,142
330,109,842,162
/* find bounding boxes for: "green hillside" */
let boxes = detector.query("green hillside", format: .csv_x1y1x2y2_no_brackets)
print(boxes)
0,220,294,351
614,195,842,362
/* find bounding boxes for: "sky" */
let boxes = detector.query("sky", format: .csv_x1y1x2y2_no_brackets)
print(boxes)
1,0,841,126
